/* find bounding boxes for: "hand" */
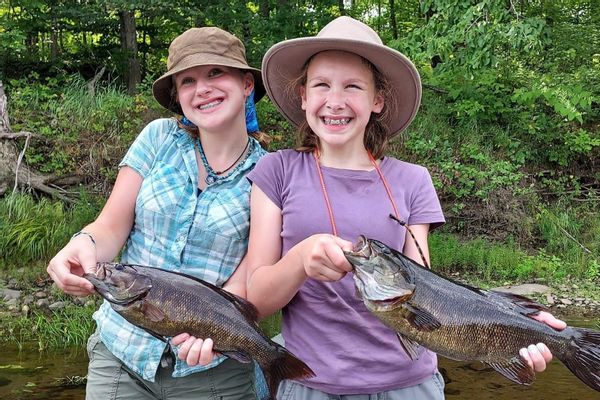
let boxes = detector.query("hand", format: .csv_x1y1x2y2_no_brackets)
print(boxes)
520,311,567,372
171,333,217,366
47,235,97,297
297,234,354,282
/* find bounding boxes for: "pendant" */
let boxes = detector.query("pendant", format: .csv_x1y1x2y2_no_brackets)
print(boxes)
205,174,217,185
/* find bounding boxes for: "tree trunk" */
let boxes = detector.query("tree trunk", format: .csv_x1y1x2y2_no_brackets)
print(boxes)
119,10,141,95
389,0,398,39
0,81,75,202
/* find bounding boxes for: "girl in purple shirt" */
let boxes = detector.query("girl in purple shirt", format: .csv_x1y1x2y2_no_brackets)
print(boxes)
178,16,566,399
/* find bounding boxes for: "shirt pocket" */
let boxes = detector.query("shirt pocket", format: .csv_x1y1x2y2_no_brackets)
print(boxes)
137,161,189,217
203,188,251,240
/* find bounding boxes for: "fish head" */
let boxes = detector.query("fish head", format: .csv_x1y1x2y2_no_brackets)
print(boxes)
345,236,415,311
84,262,152,306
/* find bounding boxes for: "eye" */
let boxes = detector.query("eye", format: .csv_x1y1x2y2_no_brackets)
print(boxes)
115,264,124,271
208,68,224,78
346,83,363,90
179,76,194,86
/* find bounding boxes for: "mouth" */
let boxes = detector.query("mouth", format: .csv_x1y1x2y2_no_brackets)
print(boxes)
322,116,351,126
347,235,371,258
197,99,223,111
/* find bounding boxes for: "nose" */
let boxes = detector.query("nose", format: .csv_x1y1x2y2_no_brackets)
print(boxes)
194,79,212,96
326,89,345,111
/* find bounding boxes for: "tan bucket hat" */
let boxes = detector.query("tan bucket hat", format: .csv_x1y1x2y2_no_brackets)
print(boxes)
153,27,265,114
261,16,421,137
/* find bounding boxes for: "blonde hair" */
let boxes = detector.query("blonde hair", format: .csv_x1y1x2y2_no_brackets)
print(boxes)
290,53,396,159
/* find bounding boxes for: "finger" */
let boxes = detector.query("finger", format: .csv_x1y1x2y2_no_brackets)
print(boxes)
523,344,546,372
535,311,567,330
537,342,553,363
198,338,215,366
177,336,196,361
323,240,353,273
171,333,191,346
186,338,205,366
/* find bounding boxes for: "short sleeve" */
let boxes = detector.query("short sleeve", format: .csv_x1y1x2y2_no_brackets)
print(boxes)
120,119,172,178
408,167,445,230
246,151,286,209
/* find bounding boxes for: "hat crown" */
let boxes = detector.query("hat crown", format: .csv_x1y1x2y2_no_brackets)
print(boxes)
167,27,247,71
317,16,383,46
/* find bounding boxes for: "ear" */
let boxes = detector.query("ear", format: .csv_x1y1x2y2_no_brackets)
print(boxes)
372,90,384,114
243,73,254,97
300,85,307,110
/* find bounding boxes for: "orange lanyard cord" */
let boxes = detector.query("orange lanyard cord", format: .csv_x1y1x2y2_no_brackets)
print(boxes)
313,149,338,236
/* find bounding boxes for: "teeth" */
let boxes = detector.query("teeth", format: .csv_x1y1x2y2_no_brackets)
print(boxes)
199,100,221,110
323,117,350,125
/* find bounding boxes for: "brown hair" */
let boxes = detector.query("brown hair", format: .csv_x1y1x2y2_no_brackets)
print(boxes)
291,54,396,159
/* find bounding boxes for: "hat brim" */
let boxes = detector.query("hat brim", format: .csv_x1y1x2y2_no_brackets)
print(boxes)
152,52,265,114
262,38,421,137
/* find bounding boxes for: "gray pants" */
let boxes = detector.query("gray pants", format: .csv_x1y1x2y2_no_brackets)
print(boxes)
276,371,445,400
85,332,257,400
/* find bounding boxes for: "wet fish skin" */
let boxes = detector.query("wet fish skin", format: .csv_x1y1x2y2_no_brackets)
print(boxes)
345,237,600,392
84,262,314,399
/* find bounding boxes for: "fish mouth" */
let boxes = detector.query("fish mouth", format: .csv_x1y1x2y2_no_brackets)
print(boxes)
83,263,149,306
347,235,372,259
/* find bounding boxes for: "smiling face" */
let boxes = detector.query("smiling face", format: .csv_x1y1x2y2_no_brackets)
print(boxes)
174,65,253,133
300,51,384,153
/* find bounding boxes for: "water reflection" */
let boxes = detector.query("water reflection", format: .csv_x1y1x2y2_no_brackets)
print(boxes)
0,317,598,399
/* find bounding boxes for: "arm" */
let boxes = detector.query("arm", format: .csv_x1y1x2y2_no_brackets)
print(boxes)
47,166,141,296
173,184,353,366
245,184,353,318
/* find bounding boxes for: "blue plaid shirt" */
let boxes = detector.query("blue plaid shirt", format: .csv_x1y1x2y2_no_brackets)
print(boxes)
93,118,267,381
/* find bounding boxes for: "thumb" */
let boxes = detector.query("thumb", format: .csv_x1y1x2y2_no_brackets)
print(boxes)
77,251,97,291
332,236,355,252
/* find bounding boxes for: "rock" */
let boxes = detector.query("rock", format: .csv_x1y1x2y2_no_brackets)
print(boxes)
492,284,551,296
34,291,47,299
7,278,18,289
49,301,67,310
546,293,555,305
84,300,97,308
22,294,34,305
1,288,21,301
36,298,50,308
560,298,573,305
6,298,19,308
21,304,30,315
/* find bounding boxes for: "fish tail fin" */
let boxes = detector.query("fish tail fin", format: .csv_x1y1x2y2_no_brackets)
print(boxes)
262,344,314,399
557,327,600,391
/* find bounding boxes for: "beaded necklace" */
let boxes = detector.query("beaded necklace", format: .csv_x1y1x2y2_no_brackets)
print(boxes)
313,148,430,268
197,137,251,184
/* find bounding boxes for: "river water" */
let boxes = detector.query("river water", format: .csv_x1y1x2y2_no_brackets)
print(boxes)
0,317,598,399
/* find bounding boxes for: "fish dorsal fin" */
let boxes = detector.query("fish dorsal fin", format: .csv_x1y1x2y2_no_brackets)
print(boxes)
141,301,166,323
220,291,260,323
486,356,535,385
221,351,252,364
403,303,442,332
397,333,421,361
487,290,549,316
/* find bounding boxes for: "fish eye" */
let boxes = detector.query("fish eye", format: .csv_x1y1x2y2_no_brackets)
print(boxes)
115,264,124,271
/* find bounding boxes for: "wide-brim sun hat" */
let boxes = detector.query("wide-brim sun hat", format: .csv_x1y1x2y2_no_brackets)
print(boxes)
261,16,421,137
153,26,265,114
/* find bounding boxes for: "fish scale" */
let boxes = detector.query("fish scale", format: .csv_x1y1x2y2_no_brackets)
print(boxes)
84,262,314,399
346,236,600,392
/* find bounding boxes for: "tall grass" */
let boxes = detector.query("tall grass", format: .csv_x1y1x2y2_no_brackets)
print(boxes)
1,306,96,349
0,193,102,268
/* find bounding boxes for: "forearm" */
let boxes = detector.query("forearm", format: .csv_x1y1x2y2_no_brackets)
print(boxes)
246,246,308,319
78,220,130,262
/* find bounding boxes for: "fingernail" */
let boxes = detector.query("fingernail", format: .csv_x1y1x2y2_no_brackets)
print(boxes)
537,343,545,352
519,348,528,358
528,344,538,353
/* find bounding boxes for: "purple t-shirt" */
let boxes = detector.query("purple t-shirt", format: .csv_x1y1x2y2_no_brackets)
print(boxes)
248,149,445,394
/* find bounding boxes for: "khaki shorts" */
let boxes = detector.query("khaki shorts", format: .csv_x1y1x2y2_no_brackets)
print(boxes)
276,372,445,400
85,332,257,400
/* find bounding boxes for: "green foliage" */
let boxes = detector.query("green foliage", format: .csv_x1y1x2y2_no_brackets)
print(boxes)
0,193,103,266
1,307,96,349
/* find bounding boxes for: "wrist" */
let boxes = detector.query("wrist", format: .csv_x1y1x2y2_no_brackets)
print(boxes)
71,230,96,248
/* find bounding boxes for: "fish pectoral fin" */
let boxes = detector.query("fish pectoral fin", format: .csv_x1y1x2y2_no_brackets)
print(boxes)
397,333,421,361
403,303,442,332
222,351,252,364
486,357,535,385
141,302,166,322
